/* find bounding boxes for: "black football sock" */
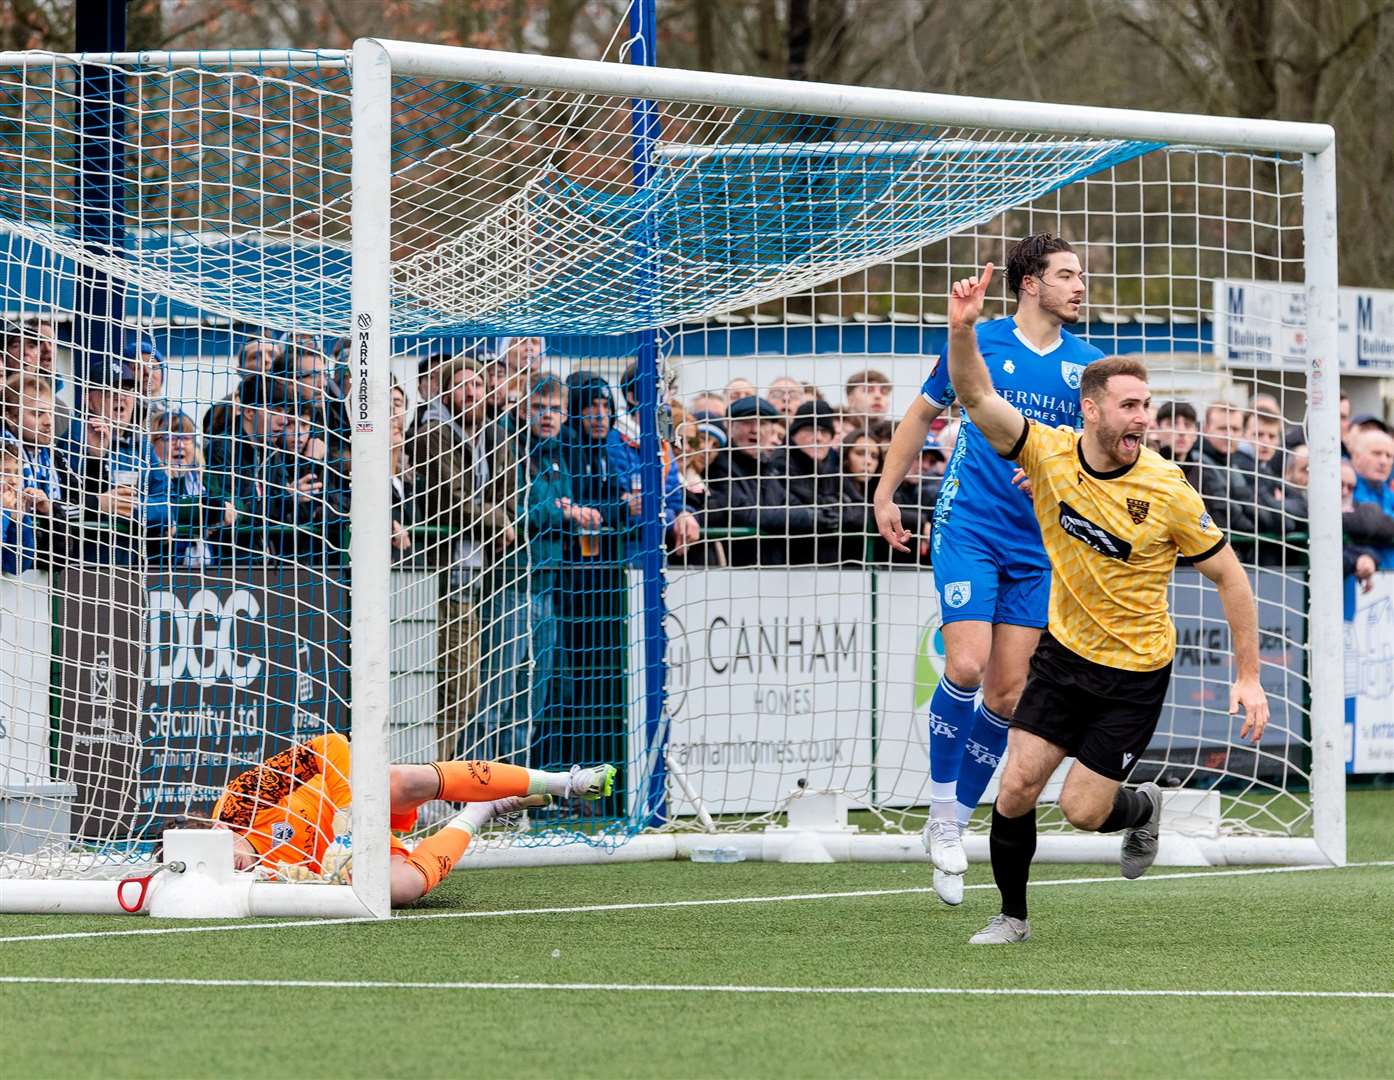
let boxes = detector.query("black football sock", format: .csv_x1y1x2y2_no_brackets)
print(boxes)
1097,786,1154,833
989,802,1037,920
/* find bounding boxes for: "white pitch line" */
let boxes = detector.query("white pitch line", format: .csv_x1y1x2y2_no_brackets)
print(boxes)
1,976,1389,1000
0,885,939,945
1,859,1389,947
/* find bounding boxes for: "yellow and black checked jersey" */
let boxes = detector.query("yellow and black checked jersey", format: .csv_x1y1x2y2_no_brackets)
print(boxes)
1009,419,1227,672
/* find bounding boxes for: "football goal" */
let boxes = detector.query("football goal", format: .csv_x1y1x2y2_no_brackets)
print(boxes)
0,40,1342,919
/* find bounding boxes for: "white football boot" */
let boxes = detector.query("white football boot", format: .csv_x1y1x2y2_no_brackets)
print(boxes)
922,817,968,875
968,913,1031,945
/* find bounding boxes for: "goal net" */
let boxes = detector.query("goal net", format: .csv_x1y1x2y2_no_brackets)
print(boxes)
655,152,1325,856
0,42,1342,916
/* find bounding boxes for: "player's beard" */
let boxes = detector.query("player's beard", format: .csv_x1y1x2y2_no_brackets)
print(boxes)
1096,417,1145,467
1040,290,1082,325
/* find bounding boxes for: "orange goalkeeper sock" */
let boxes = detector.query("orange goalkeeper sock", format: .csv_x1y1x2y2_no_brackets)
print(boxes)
403,824,474,896
431,760,543,802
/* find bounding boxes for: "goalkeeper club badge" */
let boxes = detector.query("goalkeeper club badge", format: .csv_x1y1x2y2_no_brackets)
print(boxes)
1127,498,1151,524
1061,361,1087,389
1200,512,1214,531
943,580,972,609
272,822,294,845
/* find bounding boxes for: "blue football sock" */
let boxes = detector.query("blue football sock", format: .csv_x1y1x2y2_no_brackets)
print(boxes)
954,702,1011,826
927,675,979,821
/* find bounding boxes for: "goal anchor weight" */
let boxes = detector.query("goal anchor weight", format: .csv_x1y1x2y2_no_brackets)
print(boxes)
91,831,250,917
115,859,184,913
39,832,379,919
140,831,385,919
143,829,253,919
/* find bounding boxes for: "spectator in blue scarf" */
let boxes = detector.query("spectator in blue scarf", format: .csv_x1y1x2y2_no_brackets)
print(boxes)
0,441,25,572
148,409,215,569
65,356,169,562
1,371,79,573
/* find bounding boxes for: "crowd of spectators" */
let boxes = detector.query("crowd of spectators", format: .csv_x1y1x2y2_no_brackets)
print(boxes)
673,368,947,568
0,318,362,575
665,372,1394,589
4,316,1393,766
1145,389,1394,590
5,315,1390,587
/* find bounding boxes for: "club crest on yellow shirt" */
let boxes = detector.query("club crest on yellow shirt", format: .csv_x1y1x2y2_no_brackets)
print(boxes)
1127,498,1151,524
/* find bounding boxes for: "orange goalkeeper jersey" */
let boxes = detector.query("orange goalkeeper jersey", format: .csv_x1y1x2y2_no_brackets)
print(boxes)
211,733,351,872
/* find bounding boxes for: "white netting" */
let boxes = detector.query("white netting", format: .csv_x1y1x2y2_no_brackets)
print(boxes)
1,56,360,880
1,53,1156,336
0,48,1334,890
654,147,1316,842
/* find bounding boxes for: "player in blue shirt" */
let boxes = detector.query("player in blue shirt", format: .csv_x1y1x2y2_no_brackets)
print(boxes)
875,235,1102,905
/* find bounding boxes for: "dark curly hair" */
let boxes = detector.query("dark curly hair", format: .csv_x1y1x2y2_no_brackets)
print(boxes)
1006,234,1075,297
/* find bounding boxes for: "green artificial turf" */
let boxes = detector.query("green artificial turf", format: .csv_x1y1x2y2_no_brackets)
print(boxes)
2,791,1390,1079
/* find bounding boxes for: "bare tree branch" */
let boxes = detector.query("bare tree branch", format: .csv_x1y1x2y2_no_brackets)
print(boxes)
846,4,937,87
319,0,365,45
1308,1,1393,75
153,9,228,51
1115,11,1218,109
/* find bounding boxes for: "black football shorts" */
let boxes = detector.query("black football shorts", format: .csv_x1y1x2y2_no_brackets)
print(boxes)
1011,632,1172,781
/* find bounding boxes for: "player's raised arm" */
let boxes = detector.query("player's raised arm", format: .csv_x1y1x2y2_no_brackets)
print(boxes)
1192,543,1269,743
945,263,1028,456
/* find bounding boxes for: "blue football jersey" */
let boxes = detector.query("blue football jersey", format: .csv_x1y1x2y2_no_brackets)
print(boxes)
923,317,1102,568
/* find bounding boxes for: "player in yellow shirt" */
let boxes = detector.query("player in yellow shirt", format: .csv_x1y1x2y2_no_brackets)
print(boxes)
201,732,614,907
944,263,1269,945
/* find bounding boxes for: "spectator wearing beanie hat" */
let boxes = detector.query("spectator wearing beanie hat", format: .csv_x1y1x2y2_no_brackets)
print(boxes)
787,398,836,444
706,395,838,567
695,419,727,447
770,399,842,565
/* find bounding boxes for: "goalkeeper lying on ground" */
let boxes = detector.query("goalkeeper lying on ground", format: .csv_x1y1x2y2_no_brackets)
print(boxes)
191,733,613,907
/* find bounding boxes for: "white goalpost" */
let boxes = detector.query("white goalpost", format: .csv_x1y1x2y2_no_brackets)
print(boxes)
0,39,1342,918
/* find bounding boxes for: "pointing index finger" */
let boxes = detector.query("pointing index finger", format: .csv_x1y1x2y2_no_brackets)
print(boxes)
979,262,995,293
